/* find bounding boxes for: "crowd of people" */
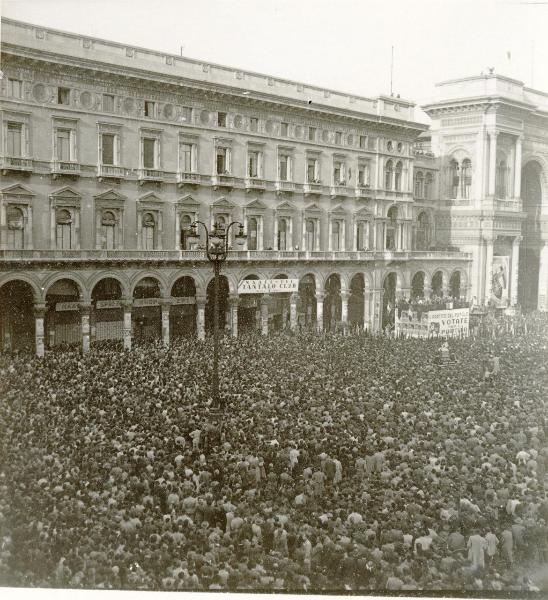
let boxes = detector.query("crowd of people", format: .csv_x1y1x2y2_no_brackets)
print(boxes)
395,294,470,315
1,317,547,592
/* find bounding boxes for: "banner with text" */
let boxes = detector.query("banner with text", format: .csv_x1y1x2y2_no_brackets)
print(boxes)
238,278,299,295
427,307,470,338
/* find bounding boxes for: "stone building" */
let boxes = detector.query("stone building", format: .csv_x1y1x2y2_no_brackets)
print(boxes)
10,18,546,354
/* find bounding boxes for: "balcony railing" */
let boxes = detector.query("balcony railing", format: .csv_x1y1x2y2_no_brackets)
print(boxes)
330,184,351,198
1,156,34,172
51,160,81,177
0,249,471,262
97,164,126,180
137,168,164,183
212,174,235,189
303,182,323,195
177,171,201,186
275,180,295,193
355,185,371,198
245,177,266,192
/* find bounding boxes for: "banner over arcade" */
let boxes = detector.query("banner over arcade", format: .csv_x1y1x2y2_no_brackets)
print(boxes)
238,278,299,295
396,307,469,338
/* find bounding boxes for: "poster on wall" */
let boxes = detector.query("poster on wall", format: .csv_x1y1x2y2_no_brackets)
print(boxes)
491,255,510,308
427,307,470,338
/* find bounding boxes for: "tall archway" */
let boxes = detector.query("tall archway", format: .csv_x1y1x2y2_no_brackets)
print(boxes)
0,280,35,352
349,274,364,327
299,274,316,328
133,277,162,343
324,274,341,330
431,271,443,298
411,271,425,299
519,161,543,310
382,272,397,329
92,278,123,344
171,276,196,338
272,273,290,331
45,279,81,348
449,271,461,299
206,275,229,334
237,274,260,334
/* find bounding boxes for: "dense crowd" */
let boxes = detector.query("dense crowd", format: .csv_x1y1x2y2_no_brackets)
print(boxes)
396,294,470,314
1,320,548,592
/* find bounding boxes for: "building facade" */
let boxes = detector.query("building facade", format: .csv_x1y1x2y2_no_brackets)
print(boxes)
8,19,543,354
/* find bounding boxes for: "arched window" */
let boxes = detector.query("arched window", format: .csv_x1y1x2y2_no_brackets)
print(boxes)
247,217,258,250
449,159,459,199
386,207,398,250
424,172,433,199
278,217,287,251
215,215,227,231
56,208,72,250
414,171,424,198
385,160,393,190
416,212,430,250
180,214,192,250
142,212,156,250
461,159,472,199
496,159,508,199
306,218,316,251
7,206,24,249
332,220,341,251
101,210,116,250
394,161,403,191
356,221,369,251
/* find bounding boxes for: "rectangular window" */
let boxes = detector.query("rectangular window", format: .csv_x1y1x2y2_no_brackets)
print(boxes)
248,151,260,177
181,106,193,123
144,101,155,117
250,117,258,132
280,122,289,137
335,131,342,145
8,79,23,99
307,158,317,182
57,87,70,105
6,123,23,157
180,142,194,172
102,94,115,112
217,112,227,127
56,129,71,161
358,167,365,185
308,127,316,141
333,161,343,183
279,155,291,181
101,134,115,165
216,148,229,174
143,138,156,168
359,135,367,149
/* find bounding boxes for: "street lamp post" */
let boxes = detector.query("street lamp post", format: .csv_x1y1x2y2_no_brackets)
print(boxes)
188,220,246,409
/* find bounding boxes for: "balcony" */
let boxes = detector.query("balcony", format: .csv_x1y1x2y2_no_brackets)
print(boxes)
177,171,201,187
212,174,235,190
97,164,126,182
245,177,266,192
355,185,372,199
1,156,34,175
0,248,472,263
330,183,351,198
275,180,295,194
303,181,323,196
137,168,164,184
51,160,81,179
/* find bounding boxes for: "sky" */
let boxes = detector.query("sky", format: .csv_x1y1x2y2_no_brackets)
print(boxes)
3,0,548,117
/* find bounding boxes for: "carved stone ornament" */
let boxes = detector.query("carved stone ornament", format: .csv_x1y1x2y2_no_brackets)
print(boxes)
233,115,243,129
163,103,175,120
123,97,135,114
32,83,48,102
79,90,94,109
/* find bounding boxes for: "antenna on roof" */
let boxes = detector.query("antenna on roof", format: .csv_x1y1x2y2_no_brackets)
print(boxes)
390,46,394,96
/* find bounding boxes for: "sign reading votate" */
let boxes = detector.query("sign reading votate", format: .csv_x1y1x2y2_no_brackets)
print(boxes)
238,278,299,294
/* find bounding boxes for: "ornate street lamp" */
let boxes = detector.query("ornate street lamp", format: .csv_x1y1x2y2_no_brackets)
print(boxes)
188,220,246,409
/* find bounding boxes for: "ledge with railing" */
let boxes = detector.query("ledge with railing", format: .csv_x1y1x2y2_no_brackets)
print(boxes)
97,164,126,180
1,156,34,172
303,181,324,195
275,180,296,194
0,248,471,262
245,177,266,192
137,168,165,183
212,173,235,189
176,171,201,186
50,160,81,177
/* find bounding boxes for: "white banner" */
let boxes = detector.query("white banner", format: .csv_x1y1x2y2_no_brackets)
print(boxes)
56,301,80,312
96,300,122,309
238,278,298,295
133,298,160,307
427,307,470,338
171,297,196,305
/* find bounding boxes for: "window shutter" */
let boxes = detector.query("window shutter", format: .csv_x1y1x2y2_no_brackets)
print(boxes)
98,132,103,165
